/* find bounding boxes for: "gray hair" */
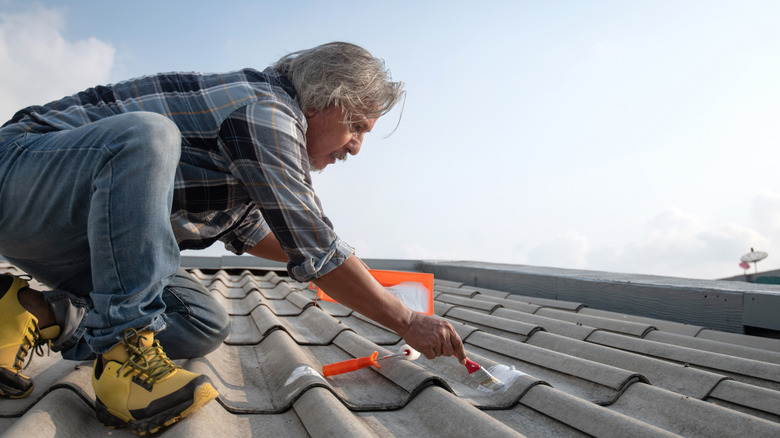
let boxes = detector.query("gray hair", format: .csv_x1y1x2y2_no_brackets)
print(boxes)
273,42,405,123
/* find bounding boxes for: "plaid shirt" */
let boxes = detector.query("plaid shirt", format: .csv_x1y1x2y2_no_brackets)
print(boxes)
2,68,352,281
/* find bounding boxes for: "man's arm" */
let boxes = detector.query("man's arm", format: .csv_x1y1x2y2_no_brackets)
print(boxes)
313,255,468,364
246,233,288,262
248,235,466,362
248,233,372,268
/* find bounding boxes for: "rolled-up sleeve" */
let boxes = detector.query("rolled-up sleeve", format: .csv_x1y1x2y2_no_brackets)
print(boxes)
217,100,352,281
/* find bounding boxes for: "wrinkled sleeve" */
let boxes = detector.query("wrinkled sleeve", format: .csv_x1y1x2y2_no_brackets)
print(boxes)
217,100,353,281
218,207,273,255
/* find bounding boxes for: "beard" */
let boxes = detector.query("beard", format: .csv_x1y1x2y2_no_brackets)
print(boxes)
309,151,348,172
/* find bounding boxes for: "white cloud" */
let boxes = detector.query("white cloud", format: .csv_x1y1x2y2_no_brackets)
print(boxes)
751,191,780,243
402,242,448,261
606,209,767,278
527,231,590,269
526,204,773,279
0,6,115,121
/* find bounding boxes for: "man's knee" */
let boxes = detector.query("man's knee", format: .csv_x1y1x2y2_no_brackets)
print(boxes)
107,112,181,170
157,269,231,359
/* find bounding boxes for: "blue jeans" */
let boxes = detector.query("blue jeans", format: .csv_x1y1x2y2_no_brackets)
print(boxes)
0,112,230,359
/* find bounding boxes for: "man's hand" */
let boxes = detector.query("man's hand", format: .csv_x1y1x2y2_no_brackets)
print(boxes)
314,255,468,364
400,312,467,364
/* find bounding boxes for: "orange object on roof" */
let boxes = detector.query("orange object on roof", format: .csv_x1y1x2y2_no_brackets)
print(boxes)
322,351,380,377
314,269,434,315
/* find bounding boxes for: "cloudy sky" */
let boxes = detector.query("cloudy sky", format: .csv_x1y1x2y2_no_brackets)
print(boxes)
2,0,779,280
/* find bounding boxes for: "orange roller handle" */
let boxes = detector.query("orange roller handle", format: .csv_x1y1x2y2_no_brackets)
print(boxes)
322,351,379,377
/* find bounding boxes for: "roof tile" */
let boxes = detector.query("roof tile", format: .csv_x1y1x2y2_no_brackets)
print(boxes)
2,261,780,437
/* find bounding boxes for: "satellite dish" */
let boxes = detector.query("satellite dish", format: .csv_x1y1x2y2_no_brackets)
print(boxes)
740,248,768,274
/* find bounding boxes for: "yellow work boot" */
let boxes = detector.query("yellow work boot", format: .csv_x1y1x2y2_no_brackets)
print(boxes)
0,274,60,399
92,328,218,435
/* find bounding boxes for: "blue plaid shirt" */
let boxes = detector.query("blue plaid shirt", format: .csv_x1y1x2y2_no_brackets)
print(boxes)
2,68,353,281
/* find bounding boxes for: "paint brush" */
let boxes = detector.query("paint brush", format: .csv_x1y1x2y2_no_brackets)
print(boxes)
464,358,505,390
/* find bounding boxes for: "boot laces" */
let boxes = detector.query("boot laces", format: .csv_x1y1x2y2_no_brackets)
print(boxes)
14,320,52,372
117,328,178,386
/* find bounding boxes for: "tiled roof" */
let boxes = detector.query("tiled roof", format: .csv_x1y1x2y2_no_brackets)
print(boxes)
1,261,779,437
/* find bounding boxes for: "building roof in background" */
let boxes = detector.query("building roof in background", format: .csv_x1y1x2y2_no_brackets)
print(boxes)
1,260,779,437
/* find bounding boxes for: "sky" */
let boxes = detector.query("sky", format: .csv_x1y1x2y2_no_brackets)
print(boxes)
1,0,780,280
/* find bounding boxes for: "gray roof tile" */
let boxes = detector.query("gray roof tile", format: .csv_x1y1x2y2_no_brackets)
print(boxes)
608,382,780,438
2,261,780,437
586,330,780,387
535,307,657,337
527,331,728,400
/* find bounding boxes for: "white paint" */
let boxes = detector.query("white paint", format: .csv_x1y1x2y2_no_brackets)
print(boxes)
284,365,323,387
476,365,527,393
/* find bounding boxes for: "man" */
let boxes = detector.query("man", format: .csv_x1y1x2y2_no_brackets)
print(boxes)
0,42,467,433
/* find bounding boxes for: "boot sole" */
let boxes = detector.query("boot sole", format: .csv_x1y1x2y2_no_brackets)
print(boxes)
0,370,34,399
0,384,33,399
96,382,219,436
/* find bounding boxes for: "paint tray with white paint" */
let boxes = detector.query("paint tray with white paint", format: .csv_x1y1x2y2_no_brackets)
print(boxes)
314,269,434,315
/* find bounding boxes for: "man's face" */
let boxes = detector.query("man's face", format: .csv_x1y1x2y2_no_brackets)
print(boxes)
305,105,377,171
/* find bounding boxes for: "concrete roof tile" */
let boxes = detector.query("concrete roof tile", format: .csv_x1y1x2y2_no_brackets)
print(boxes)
355,386,527,438
337,313,403,344
519,384,680,438
586,331,780,387
643,330,780,365
2,260,780,437
0,352,74,416
433,278,463,288
608,382,780,437
695,328,780,353
527,331,727,399
433,300,455,316
707,379,780,420
535,307,656,337
444,307,543,342
0,389,126,438
433,284,478,298
505,295,585,311
492,307,597,340
578,307,706,337
470,294,542,313
485,403,594,438
466,331,647,405
435,293,502,313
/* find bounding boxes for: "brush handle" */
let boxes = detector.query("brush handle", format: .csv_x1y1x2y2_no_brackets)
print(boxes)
323,351,379,377
464,358,481,374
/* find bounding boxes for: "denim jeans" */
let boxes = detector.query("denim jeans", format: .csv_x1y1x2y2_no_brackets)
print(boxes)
0,112,230,359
